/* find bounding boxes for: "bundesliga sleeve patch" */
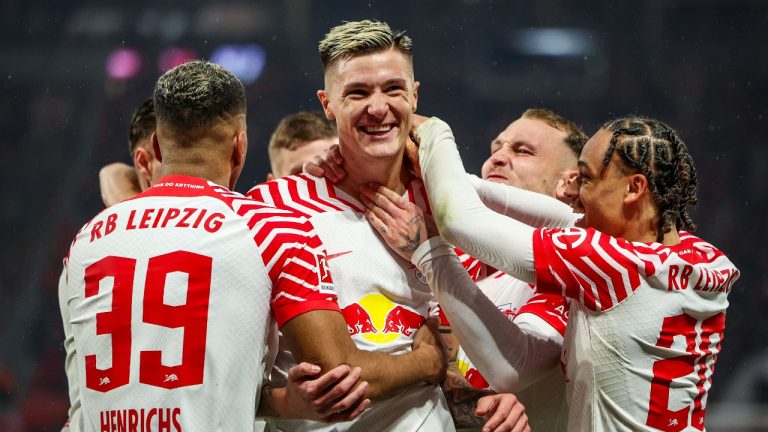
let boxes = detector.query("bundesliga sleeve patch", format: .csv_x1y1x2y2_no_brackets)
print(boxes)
315,252,335,292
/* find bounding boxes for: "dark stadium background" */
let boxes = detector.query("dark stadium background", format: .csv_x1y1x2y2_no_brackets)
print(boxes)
1,1,766,430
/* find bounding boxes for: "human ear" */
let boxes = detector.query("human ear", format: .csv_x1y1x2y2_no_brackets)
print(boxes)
133,147,154,189
624,173,649,204
412,81,420,112
151,133,162,163
317,90,334,120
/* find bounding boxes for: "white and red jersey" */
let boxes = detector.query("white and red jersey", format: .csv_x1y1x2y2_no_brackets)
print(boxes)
533,227,739,431
248,174,454,432
62,175,338,432
454,270,569,431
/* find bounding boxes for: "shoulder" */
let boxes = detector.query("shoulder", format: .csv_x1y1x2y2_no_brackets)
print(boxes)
246,174,358,216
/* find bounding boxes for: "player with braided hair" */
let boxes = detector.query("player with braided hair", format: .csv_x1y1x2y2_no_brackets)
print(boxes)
599,117,698,241
365,113,740,431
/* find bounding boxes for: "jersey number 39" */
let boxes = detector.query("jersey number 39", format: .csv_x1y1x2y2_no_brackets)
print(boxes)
83,251,211,392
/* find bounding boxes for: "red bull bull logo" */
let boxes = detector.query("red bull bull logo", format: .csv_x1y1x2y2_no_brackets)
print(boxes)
340,293,425,344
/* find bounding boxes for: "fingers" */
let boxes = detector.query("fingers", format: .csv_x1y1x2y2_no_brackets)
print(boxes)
474,393,497,416
478,394,528,432
290,364,351,401
360,193,394,227
324,392,371,423
303,159,325,178
324,148,346,182
330,144,343,164
287,362,322,382
323,378,370,418
311,366,363,411
360,183,410,210
302,144,346,183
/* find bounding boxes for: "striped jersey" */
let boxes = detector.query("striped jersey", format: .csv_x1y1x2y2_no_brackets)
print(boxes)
532,227,739,431
248,174,454,432
62,175,338,432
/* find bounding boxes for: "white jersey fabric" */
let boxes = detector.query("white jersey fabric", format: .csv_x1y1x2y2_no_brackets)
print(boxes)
414,118,741,431
248,175,454,432
453,270,569,432
61,175,339,432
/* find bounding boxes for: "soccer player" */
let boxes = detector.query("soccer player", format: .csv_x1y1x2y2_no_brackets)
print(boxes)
247,20,526,432
62,60,336,430
448,109,587,431
368,114,740,431
67,98,367,431
267,111,338,180
305,108,586,431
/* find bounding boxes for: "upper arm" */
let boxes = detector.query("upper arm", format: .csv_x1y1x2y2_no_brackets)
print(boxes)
533,227,648,312
280,309,357,372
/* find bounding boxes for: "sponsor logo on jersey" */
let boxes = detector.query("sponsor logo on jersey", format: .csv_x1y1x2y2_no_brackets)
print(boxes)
326,250,353,261
341,293,424,344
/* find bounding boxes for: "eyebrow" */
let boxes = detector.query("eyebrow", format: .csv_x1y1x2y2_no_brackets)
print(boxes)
492,139,532,148
342,78,408,92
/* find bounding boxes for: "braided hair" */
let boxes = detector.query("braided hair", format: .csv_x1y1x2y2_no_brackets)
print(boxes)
601,117,698,242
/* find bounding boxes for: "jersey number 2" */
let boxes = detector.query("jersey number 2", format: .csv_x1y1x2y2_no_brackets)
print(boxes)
83,252,212,392
646,312,725,431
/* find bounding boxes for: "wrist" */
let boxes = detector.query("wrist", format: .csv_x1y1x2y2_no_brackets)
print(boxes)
415,343,445,385
260,385,289,418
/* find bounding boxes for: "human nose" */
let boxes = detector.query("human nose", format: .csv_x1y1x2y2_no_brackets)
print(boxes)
563,172,579,198
490,151,510,167
367,92,389,118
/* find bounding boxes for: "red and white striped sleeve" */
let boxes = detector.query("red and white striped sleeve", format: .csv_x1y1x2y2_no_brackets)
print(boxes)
454,248,485,282
516,293,569,337
239,204,340,327
532,227,656,313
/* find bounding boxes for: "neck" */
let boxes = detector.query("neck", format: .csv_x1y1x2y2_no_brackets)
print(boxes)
159,161,232,190
336,148,409,198
618,202,681,246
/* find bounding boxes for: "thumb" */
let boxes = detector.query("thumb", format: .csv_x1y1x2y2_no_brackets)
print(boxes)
475,395,497,417
288,362,321,382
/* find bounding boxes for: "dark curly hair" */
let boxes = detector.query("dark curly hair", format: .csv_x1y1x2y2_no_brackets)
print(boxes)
601,117,698,242
127,97,156,156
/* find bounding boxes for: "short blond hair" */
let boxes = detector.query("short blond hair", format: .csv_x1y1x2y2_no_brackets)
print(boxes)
319,20,413,71
521,108,587,157
268,111,337,172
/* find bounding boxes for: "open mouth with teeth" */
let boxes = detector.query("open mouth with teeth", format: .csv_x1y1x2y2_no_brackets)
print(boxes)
360,124,396,136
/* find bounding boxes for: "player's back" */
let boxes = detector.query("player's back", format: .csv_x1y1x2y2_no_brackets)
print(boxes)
535,229,740,431
64,175,276,432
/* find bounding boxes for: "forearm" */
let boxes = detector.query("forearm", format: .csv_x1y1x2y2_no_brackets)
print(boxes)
344,344,441,401
99,162,141,207
468,174,578,228
413,238,561,392
415,118,536,283
282,310,441,403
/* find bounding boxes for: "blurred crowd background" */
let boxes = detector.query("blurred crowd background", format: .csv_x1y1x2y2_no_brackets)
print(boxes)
1,0,767,430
